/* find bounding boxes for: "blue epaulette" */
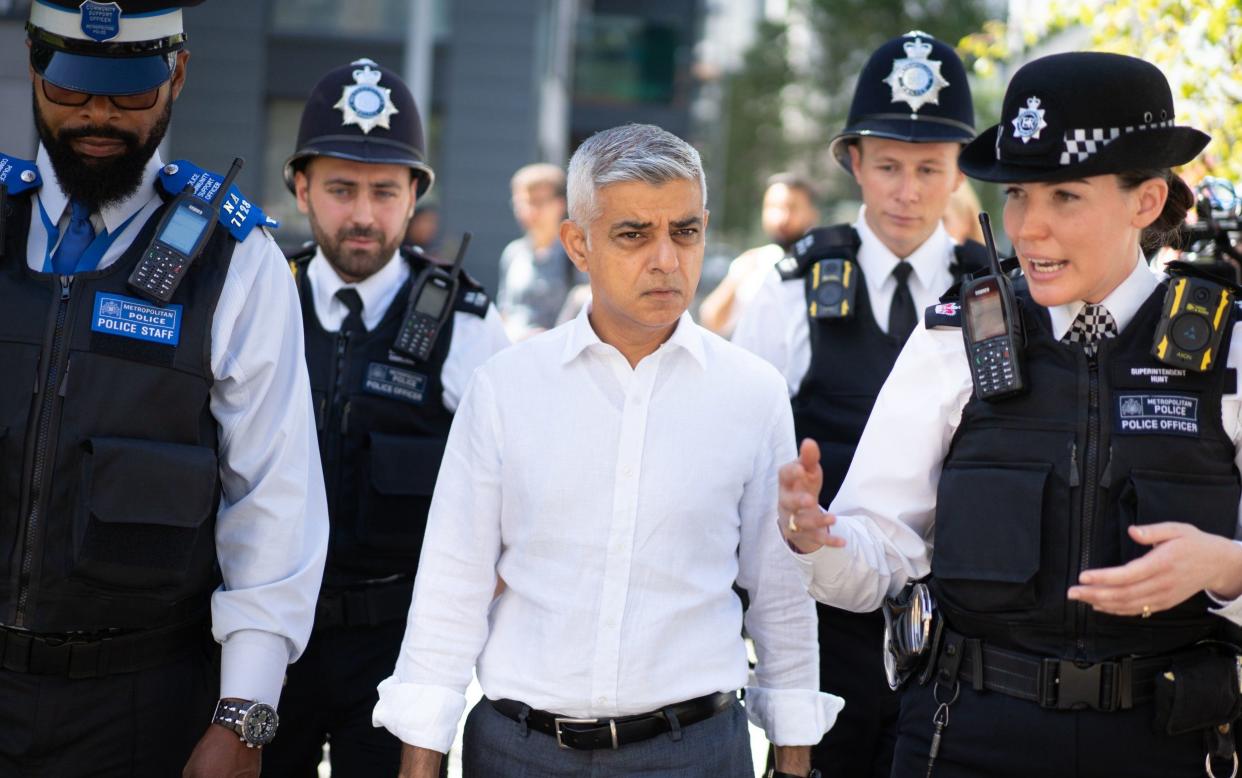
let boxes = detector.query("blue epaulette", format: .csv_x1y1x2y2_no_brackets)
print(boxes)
0,154,41,196
157,160,280,242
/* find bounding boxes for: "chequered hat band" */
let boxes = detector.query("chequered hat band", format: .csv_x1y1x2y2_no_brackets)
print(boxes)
1059,118,1175,165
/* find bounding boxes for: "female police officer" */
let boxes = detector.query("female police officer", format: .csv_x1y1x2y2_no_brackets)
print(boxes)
778,51,1242,777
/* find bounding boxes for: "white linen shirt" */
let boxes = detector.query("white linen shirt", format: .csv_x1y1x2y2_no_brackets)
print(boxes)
26,146,329,706
732,207,958,396
792,256,1242,626
305,248,511,411
373,306,841,753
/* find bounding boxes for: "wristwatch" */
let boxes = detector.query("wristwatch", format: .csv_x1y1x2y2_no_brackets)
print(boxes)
765,770,822,778
212,698,279,748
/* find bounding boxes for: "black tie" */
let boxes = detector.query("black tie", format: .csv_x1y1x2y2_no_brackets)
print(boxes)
335,288,366,334
888,262,917,344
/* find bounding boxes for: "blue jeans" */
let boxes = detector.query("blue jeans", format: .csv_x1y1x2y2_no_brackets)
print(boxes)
462,697,754,777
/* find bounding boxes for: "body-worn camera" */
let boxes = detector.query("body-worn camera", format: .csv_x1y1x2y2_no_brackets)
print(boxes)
790,226,861,320
1152,263,1235,372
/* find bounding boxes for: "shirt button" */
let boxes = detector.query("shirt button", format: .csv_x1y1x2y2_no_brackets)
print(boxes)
597,696,607,705
622,466,633,477
630,395,644,406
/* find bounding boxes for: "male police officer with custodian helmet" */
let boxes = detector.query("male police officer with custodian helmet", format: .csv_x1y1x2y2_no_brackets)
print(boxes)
262,59,509,778
0,1,329,776
734,31,985,778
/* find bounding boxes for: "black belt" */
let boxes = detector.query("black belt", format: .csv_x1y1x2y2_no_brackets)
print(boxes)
0,616,210,679
940,630,1167,712
314,578,413,630
488,691,736,750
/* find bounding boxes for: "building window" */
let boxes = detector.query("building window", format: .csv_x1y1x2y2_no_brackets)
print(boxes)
573,13,680,105
271,0,409,39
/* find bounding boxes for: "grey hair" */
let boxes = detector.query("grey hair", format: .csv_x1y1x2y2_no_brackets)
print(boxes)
566,123,707,226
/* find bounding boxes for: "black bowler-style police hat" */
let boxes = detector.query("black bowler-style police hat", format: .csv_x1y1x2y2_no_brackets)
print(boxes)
27,0,203,96
284,58,434,197
959,52,1210,183
830,31,976,173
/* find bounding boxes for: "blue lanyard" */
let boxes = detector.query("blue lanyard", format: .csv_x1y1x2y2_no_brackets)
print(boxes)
37,196,145,275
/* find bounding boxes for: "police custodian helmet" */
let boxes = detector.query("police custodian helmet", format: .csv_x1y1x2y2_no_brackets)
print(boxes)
829,30,976,173
284,58,435,197
959,52,1210,183
27,0,203,96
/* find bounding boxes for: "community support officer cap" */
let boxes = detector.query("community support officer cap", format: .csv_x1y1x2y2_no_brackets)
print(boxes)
27,0,202,96
959,52,1210,183
830,30,976,173
284,58,435,197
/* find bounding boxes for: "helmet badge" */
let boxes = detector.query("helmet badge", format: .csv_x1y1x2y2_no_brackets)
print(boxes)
1011,96,1048,144
334,58,399,135
883,34,950,113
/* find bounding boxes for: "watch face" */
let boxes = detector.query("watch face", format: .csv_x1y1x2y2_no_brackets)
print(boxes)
241,703,279,746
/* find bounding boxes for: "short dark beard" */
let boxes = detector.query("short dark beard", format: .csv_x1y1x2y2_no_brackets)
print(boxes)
34,91,171,211
307,198,404,283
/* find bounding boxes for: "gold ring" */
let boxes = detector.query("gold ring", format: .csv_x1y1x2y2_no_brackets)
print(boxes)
788,515,799,533
1141,605,1152,619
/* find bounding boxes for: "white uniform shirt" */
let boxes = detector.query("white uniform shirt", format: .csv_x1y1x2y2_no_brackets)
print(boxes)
792,257,1242,626
25,146,329,706
305,249,510,411
373,307,841,753
732,208,958,396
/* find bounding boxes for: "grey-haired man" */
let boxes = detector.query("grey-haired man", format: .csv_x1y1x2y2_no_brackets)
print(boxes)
373,124,839,777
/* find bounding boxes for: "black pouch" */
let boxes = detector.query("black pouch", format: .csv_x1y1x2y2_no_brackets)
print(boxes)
1153,644,1242,736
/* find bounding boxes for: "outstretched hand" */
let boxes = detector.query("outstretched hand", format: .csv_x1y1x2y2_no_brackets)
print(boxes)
778,439,846,554
1068,522,1242,617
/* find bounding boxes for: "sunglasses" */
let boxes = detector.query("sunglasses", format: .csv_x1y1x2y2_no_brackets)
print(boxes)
40,78,164,111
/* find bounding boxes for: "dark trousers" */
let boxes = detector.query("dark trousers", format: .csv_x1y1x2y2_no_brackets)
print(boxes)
0,640,217,777
813,604,898,777
892,678,1218,777
262,618,416,778
462,697,753,777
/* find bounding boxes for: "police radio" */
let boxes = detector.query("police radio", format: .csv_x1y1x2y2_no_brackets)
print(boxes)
128,157,244,304
961,212,1026,401
392,232,471,362
1152,262,1235,372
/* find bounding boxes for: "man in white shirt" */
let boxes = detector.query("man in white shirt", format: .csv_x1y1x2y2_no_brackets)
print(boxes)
731,31,982,778
374,123,839,777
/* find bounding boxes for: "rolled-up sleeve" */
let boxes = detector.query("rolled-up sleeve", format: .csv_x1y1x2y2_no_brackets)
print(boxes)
737,385,843,745
373,368,504,753
208,230,330,706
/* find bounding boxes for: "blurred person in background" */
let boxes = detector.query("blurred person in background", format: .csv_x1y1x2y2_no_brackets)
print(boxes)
943,179,986,245
733,31,985,778
267,58,508,778
404,202,441,255
700,173,820,336
496,162,579,340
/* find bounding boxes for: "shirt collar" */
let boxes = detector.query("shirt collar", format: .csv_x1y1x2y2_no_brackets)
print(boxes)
1047,252,1157,340
36,145,163,235
560,303,707,369
853,206,953,291
308,247,409,327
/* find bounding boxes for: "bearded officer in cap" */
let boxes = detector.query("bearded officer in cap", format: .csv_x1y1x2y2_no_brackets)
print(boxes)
733,31,985,777
261,59,509,778
0,1,329,775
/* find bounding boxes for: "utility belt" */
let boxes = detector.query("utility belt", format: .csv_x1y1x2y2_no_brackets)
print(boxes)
313,577,414,631
884,580,1242,776
487,691,736,751
0,614,210,679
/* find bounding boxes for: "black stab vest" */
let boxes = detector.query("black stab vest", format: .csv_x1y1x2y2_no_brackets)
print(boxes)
296,249,467,586
0,190,234,632
791,235,988,503
931,284,1240,661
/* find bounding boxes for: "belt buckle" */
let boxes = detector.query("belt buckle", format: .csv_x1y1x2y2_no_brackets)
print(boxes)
553,717,608,750
1054,659,1117,711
